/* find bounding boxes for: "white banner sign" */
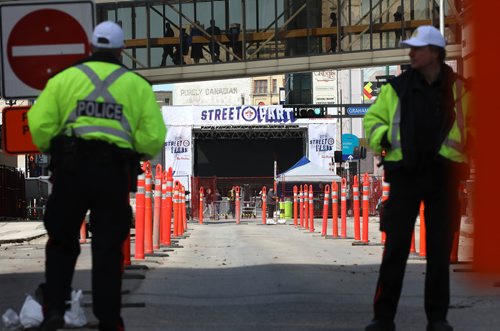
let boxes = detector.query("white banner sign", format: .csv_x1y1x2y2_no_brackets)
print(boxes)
308,123,337,170
313,70,337,104
165,126,192,180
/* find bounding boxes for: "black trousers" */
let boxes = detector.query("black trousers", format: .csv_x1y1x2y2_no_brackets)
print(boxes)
43,149,132,330
267,204,276,218
373,166,460,323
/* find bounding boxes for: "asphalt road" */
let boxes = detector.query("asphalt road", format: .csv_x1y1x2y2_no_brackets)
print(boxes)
1,218,499,331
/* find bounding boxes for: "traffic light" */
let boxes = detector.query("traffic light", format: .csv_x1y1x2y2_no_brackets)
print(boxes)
293,106,326,118
353,146,367,159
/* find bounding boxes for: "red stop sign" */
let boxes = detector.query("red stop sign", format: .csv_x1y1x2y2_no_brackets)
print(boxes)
7,9,90,90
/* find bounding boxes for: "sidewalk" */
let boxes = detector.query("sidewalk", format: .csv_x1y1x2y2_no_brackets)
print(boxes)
0,221,46,244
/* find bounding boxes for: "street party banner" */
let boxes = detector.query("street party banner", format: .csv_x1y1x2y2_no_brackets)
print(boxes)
162,105,333,126
308,123,337,170
165,126,192,181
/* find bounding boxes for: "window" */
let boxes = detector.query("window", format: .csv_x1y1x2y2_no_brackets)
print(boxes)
254,80,268,94
271,79,278,94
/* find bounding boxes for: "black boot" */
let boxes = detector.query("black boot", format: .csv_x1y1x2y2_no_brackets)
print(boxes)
427,320,453,331
38,310,64,331
365,319,396,331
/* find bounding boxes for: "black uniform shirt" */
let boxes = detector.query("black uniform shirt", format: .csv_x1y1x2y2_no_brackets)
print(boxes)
413,70,444,173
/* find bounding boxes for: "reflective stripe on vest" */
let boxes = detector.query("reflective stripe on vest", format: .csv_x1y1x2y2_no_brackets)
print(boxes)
64,64,132,141
368,102,401,149
442,79,465,153
391,101,402,148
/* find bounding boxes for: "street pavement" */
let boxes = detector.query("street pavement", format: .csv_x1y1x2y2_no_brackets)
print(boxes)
0,216,499,331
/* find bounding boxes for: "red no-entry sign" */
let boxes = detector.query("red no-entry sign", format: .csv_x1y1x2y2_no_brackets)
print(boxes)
0,1,94,99
7,9,90,91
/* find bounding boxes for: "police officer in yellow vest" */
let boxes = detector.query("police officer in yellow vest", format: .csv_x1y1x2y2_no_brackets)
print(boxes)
363,26,471,331
28,21,166,331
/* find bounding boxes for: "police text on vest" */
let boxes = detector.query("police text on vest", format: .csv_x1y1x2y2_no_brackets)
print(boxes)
77,100,124,120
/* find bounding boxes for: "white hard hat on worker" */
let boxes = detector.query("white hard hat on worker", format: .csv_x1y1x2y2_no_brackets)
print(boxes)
401,25,446,72
91,21,125,49
400,25,445,48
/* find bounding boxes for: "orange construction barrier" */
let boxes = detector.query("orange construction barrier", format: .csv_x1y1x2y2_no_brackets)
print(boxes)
381,178,390,244
321,184,330,236
419,201,426,257
362,174,370,243
164,167,173,242
353,175,360,241
309,185,314,232
160,170,171,246
410,231,416,254
235,186,241,224
144,161,153,254
79,220,87,244
179,185,185,234
261,186,267,224
177,182,183,236
299,185,304,228
340,178,347,238
181,185,186,234
134,167,146,260
331,181,339,238
293,186,298,226
304,185,309,229
199,187,204,224
173,181,180,237
153,164,162,250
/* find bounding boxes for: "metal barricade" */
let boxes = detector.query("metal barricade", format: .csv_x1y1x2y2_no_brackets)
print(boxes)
241,196,258,218
203,199,230,220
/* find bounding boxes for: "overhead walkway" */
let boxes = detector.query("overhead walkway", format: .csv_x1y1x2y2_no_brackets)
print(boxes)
140,44,462,84
95,0,465,84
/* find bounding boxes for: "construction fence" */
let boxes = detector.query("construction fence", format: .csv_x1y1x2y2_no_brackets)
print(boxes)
0,165,26,220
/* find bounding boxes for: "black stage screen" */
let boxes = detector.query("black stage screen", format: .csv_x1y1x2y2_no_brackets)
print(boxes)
195,137,303,177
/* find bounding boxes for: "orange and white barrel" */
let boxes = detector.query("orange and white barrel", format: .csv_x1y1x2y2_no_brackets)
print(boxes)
160,169,171,246
362,173,370,243
309,185,314,232
261,186,267,224
199,187,205,225
134,167,146,260
321,184,330,236
304,185,309,229
299,185,304,228
153,164,162,250
381,178,390,244
144,162,153,254
340,178,347,238
293,186,298,226
353,175,360,241
331,181,339,238
235,186,241,224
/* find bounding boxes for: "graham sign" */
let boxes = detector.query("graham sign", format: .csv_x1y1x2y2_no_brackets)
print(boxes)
0,1,94,98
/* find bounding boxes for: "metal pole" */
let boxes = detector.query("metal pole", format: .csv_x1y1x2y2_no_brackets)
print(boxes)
439,0,444,36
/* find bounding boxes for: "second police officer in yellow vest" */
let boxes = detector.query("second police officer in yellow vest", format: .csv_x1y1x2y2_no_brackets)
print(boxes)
363,26,472,331
28,21,166,331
